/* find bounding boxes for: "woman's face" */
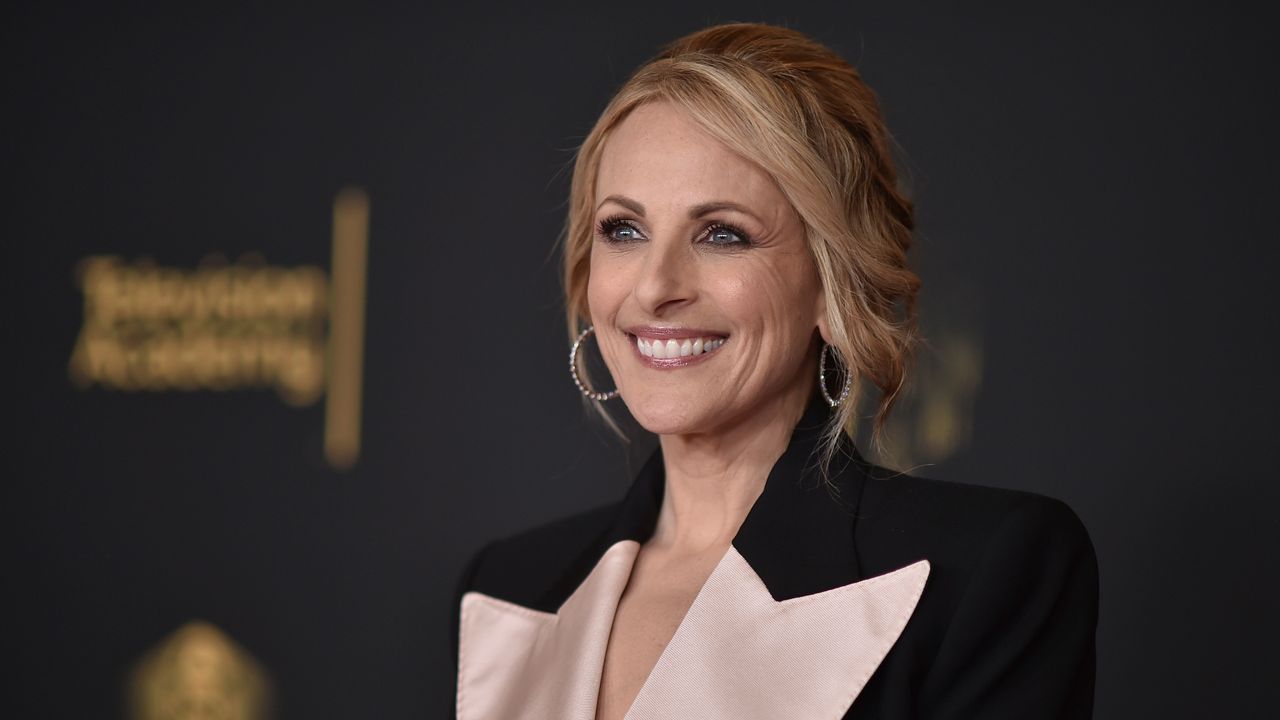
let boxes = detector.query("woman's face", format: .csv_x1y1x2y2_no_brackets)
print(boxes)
587,100,826,436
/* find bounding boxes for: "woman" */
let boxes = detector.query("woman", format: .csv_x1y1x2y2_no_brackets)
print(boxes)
451,22,1097,720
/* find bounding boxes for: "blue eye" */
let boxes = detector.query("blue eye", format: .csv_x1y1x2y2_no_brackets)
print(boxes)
593,216,754,247
595,216,643,243
703,223,752,247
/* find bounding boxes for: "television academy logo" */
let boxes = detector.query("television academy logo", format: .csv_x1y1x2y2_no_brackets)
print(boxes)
68,188,369,470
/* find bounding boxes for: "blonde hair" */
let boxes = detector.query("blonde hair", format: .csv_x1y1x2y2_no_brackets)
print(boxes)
561,22,920,474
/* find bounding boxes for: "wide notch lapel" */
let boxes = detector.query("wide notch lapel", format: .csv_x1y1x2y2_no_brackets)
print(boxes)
457,394,931,720
456,450,666,720
623,550,928,719
457,540,641,720
624,396,932,718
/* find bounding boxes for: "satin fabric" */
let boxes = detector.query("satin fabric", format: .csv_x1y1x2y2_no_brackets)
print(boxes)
451,393,1098,718
459,540,928,720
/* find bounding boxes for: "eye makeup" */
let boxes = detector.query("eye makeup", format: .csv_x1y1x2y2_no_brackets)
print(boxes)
594,214,643,243
592,214,756,247
701,221,752,247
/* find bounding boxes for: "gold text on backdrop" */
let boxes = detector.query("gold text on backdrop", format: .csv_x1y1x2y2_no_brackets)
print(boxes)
68,187,370,470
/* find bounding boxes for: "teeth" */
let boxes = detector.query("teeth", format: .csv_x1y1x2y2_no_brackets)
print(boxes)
634,335,727,359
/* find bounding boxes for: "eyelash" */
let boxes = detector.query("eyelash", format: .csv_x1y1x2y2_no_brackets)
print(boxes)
593,214,754,248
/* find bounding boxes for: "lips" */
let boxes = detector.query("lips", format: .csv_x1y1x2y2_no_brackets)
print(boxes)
634,335,725,358
623,325,727,339
622,325,729,366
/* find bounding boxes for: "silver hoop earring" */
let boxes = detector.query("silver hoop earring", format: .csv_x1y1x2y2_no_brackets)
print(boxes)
569,325,619,401
819,342,852,408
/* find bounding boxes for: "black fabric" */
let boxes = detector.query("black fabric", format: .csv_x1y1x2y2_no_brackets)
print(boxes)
449,393,1098,718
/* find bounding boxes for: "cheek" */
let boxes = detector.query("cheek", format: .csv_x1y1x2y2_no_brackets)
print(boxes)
586,250,634,373
770,255,822,331
715,257,817,339
586,246,633,329
585,248,611,317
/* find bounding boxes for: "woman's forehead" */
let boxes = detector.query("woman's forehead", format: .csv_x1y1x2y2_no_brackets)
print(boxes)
594,102,787,215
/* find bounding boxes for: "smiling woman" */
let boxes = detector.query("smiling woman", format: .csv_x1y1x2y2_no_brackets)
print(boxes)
451,22,1097,720
587,100,826,441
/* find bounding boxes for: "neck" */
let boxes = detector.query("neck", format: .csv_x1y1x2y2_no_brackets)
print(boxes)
650,387,812,555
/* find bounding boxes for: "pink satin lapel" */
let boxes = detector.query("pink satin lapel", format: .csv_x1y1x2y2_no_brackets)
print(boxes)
456,540,929,720
624,549,929,719
457,540,641,720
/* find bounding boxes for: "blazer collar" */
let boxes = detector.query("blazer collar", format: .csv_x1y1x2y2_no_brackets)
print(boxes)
458,393,929,720
591,392,869,601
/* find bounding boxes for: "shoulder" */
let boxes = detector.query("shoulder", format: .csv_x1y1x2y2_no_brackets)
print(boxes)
853,467,1099,715
854,467,1096,586
853,467,1098,636
456,500,623,612
848,466,1099,714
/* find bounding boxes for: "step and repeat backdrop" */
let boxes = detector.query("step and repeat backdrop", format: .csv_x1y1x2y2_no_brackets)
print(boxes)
6,3,1276,718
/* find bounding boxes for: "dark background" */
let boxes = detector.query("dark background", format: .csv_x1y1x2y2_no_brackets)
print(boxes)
6,2,1277,717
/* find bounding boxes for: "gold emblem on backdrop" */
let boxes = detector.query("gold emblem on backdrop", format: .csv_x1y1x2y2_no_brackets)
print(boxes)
128,621,272,720
68,188,369,469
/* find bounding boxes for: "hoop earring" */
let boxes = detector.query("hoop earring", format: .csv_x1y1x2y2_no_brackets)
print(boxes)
819,342,852,408
569,325,619,401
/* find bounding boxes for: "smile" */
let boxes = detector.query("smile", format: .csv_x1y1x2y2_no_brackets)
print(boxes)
634,335,726,358
623,327,729,369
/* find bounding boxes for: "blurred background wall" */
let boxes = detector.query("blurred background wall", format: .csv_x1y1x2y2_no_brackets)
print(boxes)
5,1,1276,717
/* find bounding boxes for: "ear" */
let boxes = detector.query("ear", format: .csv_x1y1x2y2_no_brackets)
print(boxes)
814,286,832,345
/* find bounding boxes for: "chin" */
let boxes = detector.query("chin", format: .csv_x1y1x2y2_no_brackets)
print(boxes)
619,389,701,435
622,390,714,436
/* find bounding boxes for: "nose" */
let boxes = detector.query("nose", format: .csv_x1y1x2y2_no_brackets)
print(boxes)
632,234,696,317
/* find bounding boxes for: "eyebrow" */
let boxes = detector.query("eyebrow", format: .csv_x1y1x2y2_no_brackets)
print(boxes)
596,195,762,223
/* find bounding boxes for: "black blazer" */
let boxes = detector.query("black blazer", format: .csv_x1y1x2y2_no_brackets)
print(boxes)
451,395,1098,719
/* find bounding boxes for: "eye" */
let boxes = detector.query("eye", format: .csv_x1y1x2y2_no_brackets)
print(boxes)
595,215,644,243
701,222,752,247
